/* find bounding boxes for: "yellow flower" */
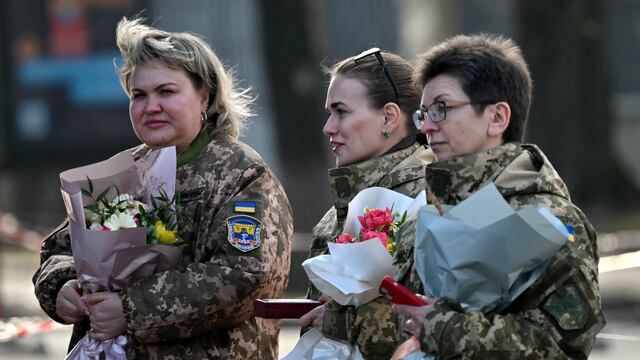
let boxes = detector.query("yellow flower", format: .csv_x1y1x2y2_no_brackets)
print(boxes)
154,220,179,245
386,242,394,252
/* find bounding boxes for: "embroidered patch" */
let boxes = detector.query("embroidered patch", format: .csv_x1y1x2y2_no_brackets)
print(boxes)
543,285,588,331
234,201,256,214
226,215,262,252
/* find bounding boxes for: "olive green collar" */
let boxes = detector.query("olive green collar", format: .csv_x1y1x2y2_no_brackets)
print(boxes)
177,130,210,166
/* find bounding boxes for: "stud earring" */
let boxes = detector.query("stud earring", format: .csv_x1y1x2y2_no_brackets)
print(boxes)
382,130,390,139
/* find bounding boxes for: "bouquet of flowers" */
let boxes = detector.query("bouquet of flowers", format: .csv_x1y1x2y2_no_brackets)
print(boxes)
414,183,570,313
393,183,572,360
335,206,406,253
83,181,185,246
60,146,185,359
302,187,425,307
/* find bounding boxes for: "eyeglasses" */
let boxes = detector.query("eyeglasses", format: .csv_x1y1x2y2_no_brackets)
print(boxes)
412,100,497,129
352,47,400,101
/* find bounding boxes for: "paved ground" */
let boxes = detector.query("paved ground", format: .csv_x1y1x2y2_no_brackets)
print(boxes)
2,244,639,359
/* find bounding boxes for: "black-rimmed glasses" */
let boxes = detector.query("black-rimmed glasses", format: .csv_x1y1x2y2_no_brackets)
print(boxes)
412,100,497,129
353,47,400,101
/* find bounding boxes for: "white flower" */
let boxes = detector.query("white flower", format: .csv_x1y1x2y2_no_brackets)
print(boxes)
109,194,148,215
126,200,147,216
103,212,138,231
110,193,135,209
89,222,104,231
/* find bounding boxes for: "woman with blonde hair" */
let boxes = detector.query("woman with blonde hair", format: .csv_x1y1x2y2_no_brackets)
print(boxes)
33,17,293,359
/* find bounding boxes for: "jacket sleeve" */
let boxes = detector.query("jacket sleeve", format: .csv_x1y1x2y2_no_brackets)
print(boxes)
321,299,399,359
32,220,77,324
120,162,293,343
349,298,399,360
417,201,605,359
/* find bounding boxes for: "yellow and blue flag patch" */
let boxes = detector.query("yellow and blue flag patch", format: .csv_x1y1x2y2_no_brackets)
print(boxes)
565,224,575,242
234,201,256,214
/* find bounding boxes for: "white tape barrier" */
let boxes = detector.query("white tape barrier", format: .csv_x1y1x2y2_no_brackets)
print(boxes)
597,333,640,342
0,212,44,252
600,250,640,273
0,317,68,343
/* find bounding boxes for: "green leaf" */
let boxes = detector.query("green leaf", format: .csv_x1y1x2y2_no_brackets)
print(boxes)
95,187,112,203
84,204,100,214
87,176,94,194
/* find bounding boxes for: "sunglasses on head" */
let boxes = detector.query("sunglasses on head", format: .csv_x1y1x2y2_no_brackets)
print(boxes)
352,47,400,101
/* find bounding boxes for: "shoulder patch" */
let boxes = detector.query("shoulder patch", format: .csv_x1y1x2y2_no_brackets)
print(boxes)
226,215,262,252
543,285,588,331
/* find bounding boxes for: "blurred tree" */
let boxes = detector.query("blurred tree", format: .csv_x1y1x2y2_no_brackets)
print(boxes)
517,0,640,217
258,0,331,231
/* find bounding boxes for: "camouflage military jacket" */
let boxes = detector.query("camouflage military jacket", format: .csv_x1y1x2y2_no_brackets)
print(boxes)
394,142,605,360
33,132,293,359
305,142,435,359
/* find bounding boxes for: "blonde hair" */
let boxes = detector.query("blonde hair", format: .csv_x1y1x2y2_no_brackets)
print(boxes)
115,17,253,139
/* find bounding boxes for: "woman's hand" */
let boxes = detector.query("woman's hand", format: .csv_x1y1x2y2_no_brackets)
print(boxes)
55,279,88,324
392,295,434,336
83,292,127,341
297,294,330,330
298,304,326,330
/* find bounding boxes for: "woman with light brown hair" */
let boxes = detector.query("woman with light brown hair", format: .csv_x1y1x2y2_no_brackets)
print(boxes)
33,17,293,359
299,47,435,359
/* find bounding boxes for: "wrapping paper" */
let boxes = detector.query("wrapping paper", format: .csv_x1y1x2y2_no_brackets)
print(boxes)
414,183,570,312
281,329,364,360
59,147,182,359
303,240,393,307
303,187,425,307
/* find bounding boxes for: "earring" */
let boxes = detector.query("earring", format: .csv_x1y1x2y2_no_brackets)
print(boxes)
382,129,390,139
201,107,208,125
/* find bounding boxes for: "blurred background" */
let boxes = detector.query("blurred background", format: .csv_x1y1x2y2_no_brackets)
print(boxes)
1,0,640,358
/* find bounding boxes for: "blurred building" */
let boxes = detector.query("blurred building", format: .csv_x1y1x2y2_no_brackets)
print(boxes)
1,0,639,231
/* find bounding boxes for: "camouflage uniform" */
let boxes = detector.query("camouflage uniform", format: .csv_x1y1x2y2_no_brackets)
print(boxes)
305,140,435,359
394,142,605,359
33,131,293,359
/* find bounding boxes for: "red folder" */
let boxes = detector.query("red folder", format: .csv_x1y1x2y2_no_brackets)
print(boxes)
253,299,324,319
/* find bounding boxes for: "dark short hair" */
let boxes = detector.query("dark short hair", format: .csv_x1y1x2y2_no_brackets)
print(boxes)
414,34,532,143
326,50,421,136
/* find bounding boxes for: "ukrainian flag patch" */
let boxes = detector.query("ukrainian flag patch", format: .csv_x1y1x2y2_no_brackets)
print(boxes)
226,215,262,252
234,201,256,214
